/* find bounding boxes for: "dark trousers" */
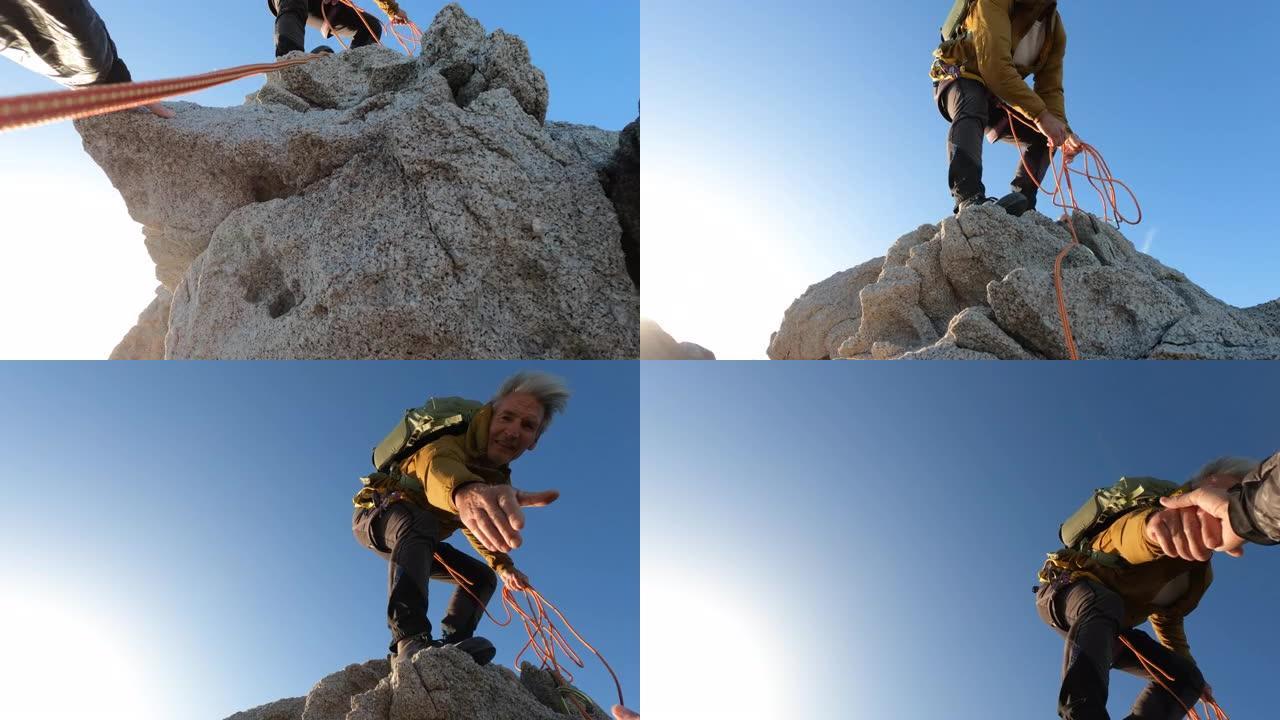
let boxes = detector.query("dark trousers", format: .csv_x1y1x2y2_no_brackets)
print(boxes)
353,501,498,652
269,0,383,57
1036,579,1205,720
936,77,1051,212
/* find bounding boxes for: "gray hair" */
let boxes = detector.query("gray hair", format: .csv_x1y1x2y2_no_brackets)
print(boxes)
491,371,571,430
1190,456,1260,486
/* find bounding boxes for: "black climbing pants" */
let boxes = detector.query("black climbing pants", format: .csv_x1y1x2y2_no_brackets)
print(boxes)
1035,579,1205,720
936,77,1052,212
268,0,383,57
353,501,498,652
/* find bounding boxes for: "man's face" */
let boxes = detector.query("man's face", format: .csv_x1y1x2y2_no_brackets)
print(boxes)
486,392,545,465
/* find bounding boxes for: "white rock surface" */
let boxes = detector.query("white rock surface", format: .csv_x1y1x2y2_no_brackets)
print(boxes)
77,4,636,359
771,206,1280,360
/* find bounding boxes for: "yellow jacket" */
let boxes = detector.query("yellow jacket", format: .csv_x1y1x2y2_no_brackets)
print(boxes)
935,0,1068,126
1077,508,1212,660
396,405,516,573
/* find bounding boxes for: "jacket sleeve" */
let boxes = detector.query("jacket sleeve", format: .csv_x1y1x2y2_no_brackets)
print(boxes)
1033,15,1068,126
0,0,132,87
970,0,1048,122
1091,508,1161,564
402,441,483,515
460,527,514,573
1229,451,1280,545
1148,613,1193,659
374,0,402,17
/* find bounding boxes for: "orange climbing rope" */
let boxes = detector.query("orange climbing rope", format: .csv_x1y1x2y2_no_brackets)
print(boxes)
323,0,425,57
1004,105,1143,360
433,552,626,720
0,55,321,133
1117,634,1230,720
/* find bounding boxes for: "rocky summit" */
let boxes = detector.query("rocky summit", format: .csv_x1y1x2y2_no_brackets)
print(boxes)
768,206,1280,360
224,647,611,720
78,4,638,359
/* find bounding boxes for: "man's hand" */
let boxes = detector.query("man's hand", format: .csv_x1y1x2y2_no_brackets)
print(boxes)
454,483,560,553
1062,132,1084,162
499,566,531,591
1035,111,1069,149
1145,506,1212,561
143,102,174,118
611,705,639,720
1161,488,1247,558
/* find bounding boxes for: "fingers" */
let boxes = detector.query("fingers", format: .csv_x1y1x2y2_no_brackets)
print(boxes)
1198,509,1224,553
1148,511,1177,558
145,103,175,119
516,489,560,507
1160,494,1193,509
468,509,508,553
496,489,527,537
612,705,640,720
1165,512,1190,561
1180,510,1210,562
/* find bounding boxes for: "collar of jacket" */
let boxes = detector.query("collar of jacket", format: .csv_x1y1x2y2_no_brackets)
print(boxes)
463,404,508,470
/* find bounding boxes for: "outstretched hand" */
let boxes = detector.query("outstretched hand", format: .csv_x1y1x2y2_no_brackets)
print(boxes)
1160,488,1246,558
611,705,639,720
143,102,174,118
454,483,560,553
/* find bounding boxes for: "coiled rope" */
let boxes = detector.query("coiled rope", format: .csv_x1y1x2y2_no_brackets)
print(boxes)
1004,105,1143,360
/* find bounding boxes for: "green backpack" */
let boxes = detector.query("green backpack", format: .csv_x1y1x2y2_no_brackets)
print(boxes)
939,0,976,41
1058,476,1182,553
354,397,485,509
370,396,484,472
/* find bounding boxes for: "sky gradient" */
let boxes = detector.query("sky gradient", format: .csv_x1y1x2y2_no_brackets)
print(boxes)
642,361,1277,718
0,1,638,358
642,1,1280,358
0,361,638,719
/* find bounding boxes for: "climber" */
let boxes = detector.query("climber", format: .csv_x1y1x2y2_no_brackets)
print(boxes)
1158,450,1280,558
1033,457,1257,719
268,0,405,57
0,0,173,117
351,371,567,666
931,0,1082,217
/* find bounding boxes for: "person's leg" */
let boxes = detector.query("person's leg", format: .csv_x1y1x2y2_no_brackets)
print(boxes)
938,78,992,211
430,542,498,642
272,0,309,56
1111,628,1205,720
353,502,442,652
993,108,1052,212
1036,579,1125,720
317,1,383,49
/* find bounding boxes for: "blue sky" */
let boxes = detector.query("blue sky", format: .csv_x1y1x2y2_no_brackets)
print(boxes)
0,1,638,358
642,1,1280,358
642,361,1277,719
0,361,638,719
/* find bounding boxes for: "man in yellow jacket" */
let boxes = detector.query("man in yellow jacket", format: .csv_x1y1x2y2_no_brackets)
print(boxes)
351,372,567,664
931,0,1083,216
1034,458,1256,719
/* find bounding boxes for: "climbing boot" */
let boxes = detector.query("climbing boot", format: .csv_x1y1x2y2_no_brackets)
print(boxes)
995,191,1031,217
441,635,497,666
310,45,335,55
395,633,496,666
395,632,435,660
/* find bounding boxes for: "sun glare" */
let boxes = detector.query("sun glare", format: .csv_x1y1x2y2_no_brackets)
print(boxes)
644,566,792,718
0,590,156,720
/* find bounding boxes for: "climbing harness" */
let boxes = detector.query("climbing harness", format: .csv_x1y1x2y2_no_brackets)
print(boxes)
1117,634,1230,720
433,553,626,720
1004,104,1143,360
0,1,425,133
